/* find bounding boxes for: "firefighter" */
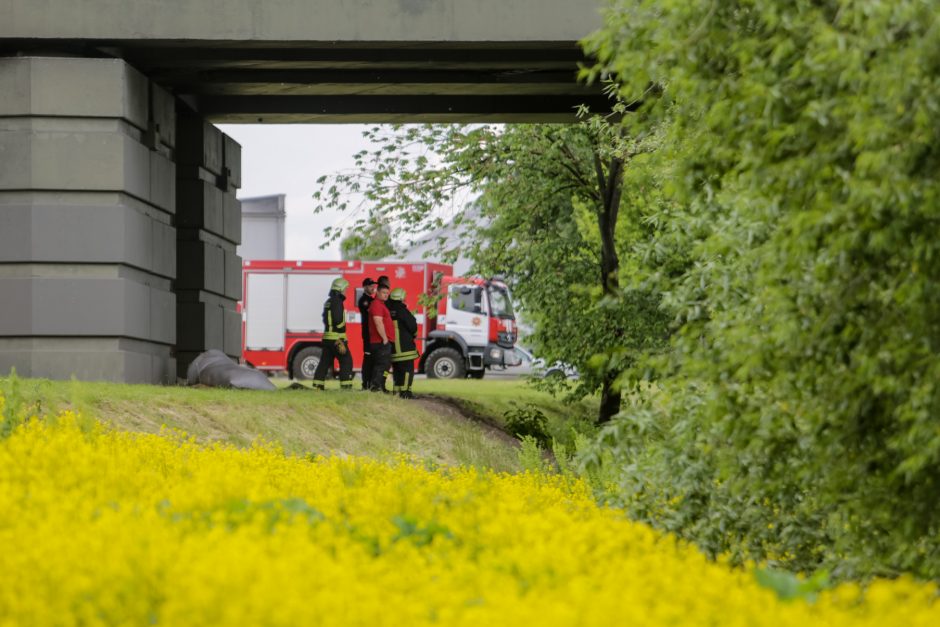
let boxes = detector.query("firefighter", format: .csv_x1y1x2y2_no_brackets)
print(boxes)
358,277,378,390
388,287,419,399
367,283,394,392
312,277,353,390
374,275,393,387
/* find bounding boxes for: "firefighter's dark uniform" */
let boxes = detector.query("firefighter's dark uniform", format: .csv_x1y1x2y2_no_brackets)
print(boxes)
358,288,375,390
388,298,419,398
312,288,353,389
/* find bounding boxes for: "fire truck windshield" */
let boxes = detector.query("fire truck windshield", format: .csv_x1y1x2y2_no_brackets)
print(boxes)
487,285,514,319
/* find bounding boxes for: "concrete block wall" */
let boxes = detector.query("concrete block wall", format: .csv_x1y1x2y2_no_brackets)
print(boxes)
175,109,242,377
0,57,178,383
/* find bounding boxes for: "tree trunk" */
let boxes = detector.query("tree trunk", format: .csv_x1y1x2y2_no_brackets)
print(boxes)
594,150,624,424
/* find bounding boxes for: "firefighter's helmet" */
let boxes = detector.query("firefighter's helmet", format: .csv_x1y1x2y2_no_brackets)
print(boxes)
331,278,349,292
390,288,406,301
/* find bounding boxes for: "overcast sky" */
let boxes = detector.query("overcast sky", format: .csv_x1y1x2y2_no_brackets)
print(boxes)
218,124,374,260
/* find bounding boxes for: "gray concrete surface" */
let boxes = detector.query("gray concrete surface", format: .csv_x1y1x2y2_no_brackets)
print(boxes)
175,291,243,364
0,57,148,127
0,57,177,383
0,193,175,279
0,1,610,122
0,1,601,42
0,265,174,344
174,107,242,377
0,337,175,384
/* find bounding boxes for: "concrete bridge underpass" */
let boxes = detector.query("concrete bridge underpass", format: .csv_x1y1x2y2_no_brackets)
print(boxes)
0,0,609,382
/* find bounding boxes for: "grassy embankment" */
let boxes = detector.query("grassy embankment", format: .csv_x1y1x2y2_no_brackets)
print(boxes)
417,378,597,444
1,376,596,473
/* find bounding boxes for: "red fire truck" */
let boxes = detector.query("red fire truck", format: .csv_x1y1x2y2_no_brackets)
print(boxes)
241,260,520,380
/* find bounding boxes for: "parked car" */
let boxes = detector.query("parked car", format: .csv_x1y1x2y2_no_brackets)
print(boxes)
510,347,579,379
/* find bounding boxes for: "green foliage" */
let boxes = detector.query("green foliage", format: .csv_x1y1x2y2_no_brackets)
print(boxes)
314,123,671,422
754,568,830,603
579,0,940,580
0,369,39,438
550,440,576,479
339,228,396,260
162,498,325,533
503,405,550,447
420,379,598,452
391,514,454,548
0,374,24,438
517,436,550,474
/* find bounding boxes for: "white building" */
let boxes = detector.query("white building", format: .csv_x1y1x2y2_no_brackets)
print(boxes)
239,194,286,260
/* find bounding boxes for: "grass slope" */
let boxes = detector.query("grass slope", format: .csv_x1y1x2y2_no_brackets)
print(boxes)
3,376,597,472
417,378,598,446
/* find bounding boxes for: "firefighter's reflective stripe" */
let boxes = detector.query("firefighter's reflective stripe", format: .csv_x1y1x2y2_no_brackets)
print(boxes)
392,321,418,362
392,351,418,363
323,306,347,341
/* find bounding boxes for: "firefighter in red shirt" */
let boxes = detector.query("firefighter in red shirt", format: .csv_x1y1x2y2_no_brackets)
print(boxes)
367,284,395,392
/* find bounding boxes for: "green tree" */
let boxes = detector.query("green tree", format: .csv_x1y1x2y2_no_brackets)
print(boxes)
339,222,395,260
582,0,940,579
314,122,669,423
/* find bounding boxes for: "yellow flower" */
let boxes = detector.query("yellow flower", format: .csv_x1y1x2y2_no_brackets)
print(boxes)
0,402,937,626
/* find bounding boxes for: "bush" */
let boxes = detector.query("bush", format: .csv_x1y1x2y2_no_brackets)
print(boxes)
503,405,550,447
581,0,940,581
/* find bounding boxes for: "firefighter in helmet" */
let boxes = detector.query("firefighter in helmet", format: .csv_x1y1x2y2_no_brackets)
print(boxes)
312,277,353,390
387,287,419,399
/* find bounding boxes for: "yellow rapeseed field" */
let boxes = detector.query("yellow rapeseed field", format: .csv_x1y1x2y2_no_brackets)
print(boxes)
0,394,937,626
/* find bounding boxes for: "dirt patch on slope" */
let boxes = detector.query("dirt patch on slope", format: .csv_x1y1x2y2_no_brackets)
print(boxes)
412,395,521,449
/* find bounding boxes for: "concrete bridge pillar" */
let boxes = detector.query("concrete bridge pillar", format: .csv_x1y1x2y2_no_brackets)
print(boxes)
0,55,243,383
0,56,177,383
174,109,243,378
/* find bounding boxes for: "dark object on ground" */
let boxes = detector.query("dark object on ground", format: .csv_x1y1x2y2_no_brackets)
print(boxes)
285,382,310,391
186,350,277,391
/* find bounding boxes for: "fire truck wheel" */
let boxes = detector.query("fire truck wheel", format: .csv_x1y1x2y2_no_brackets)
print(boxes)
426,348,467,379
293,346,324,381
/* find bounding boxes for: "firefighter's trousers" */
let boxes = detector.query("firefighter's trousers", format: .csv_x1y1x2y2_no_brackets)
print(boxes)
369,342,392,391
312,339,353,389
392,360,414,397
361,349,375,390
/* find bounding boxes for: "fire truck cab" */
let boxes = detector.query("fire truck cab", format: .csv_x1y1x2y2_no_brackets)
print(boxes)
240,260,520,380
422,276,520,379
